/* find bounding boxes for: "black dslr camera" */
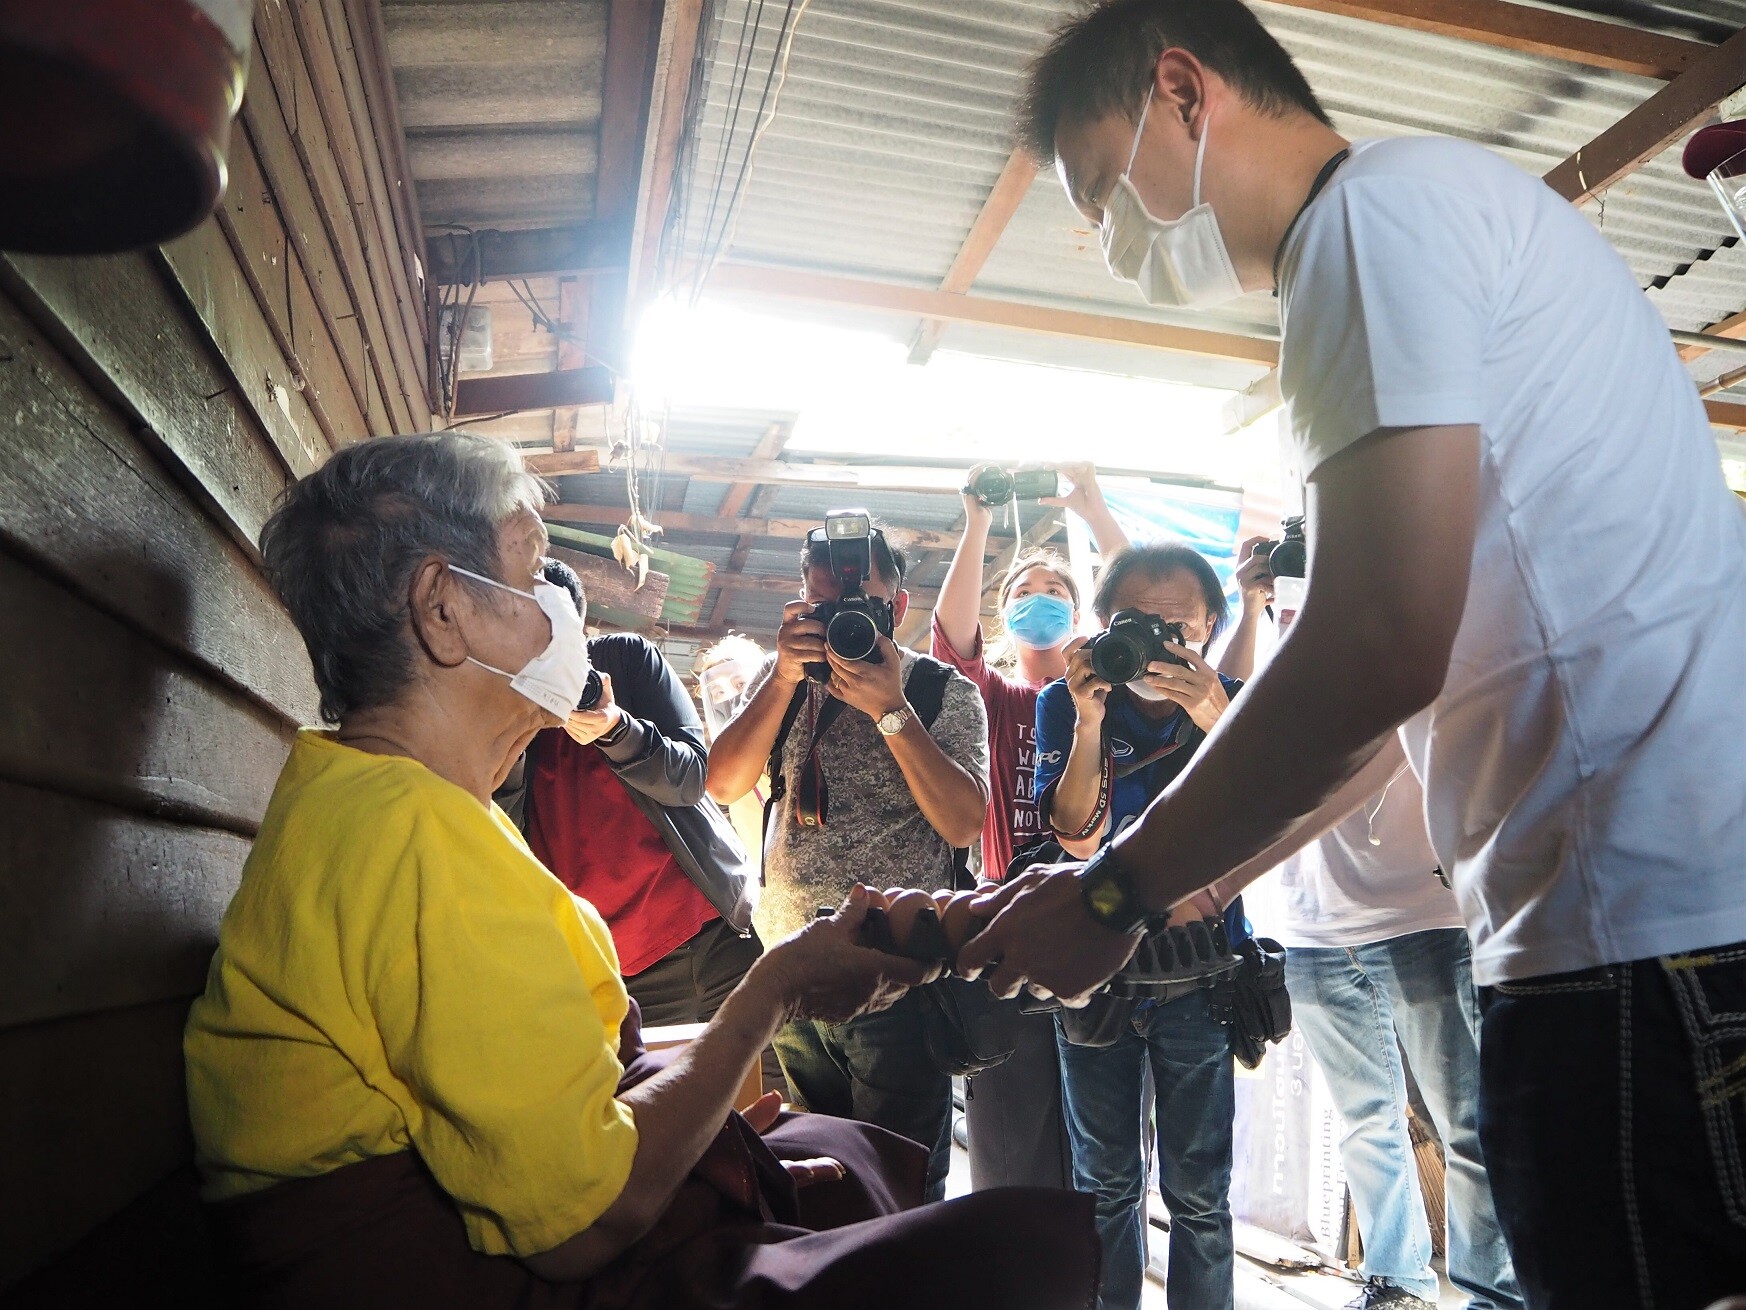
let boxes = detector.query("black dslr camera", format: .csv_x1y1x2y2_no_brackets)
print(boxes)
1087,609,1189,684
806,509,894,683
1251,515,1307,579
966,465,1060,507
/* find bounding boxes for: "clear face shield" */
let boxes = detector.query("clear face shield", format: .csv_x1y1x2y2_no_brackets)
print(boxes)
698,658,760,743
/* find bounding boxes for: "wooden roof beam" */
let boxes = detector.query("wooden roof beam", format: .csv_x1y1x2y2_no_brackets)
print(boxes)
1544,25,1746,206
1681,309,1746,362
457,370,615,419
629,0,708,308
427,224,631,286
1263,0,1711,80
541,503,1017,554
708,264,1281,366
1706,398,1746,429
909,149,1040,366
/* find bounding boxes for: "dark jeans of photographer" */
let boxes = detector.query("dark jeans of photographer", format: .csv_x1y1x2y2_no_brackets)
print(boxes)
774,990,954,1203
1477,945,1746,1310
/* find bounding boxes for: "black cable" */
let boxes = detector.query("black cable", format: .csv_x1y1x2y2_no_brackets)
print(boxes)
694,0,769,299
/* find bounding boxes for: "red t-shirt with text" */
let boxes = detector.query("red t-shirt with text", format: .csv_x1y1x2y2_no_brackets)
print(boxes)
930,617,1047,880
525,728,716,976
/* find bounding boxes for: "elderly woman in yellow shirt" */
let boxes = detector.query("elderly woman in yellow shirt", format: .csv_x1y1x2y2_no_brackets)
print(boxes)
183,432,1095,1310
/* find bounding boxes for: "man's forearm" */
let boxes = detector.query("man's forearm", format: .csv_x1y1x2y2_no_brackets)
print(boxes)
1200,736,1407,908
706,674,794,802
1048,722,1107,853
1113,608,1423,912
936,518,992,658
1082,503,1130,561
883,718,987,849
1217,606,1263,682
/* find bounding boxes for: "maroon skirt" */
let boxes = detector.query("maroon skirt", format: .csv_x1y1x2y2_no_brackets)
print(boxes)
207,1018,1098,1310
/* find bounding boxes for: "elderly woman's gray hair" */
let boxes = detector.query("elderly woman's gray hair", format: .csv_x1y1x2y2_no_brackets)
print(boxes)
261,432,550,723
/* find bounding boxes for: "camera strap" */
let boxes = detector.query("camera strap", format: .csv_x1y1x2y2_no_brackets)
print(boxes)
1052,740,1115,845
793,692,847,829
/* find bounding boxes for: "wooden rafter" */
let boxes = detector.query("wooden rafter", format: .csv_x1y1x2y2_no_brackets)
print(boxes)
909,149,1040,365
630,0,708,308
1707,398,1746,429
1681,309,1746,362
550,277,587,452
457,369,614,419
1263,0,1711,80
708,264,1281,366
706,421,793,629
1544,25,1746,206
542,503,1017,554
426,223,631,286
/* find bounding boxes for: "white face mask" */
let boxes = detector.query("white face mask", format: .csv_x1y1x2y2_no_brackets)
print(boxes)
1125,678,1172,703
1100,91,1245,309
451,565,592,719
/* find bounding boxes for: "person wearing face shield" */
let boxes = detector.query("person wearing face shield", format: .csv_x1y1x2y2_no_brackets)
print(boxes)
960,4,1746,1309
182,433,1100,1308
927,461,1126,1197
1028,542,1244,1310
693,634,770,862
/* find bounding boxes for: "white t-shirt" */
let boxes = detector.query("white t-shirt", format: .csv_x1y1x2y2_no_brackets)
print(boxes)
1279,136,1746,987
1275,765,1463,949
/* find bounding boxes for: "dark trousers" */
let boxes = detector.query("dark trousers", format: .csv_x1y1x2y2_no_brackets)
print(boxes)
627,918,784,1097
1478,944,1746,1310
626,918,762,1027
773,991,954,1202
966,1004,1074,1192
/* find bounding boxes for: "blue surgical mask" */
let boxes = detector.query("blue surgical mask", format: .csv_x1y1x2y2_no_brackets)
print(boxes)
1004,593,1075,649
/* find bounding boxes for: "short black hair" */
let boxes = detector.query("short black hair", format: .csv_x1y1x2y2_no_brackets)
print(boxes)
801,521,906,589
539,555,585,617
1093,541,1229,643
1019,0,1330,162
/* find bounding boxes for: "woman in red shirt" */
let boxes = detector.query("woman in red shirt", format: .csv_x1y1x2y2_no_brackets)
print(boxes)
930,461,1130,1195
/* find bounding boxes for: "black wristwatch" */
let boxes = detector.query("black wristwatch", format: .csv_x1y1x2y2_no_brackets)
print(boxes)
1078,845,1171,935
594,712,633,750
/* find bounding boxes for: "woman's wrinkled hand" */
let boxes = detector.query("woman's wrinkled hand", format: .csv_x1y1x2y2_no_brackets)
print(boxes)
762,885,940,1025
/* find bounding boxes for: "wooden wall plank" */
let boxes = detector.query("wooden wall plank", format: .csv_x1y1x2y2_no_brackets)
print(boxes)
0,999,196,1289
159,219,341,459
0,553,291,837
0,288,319,723
317,0,431,396
218,117,372,445
0,781,249,1029
251,0,419,433
284,0,431,428
0,253,310,542
241,33,394,435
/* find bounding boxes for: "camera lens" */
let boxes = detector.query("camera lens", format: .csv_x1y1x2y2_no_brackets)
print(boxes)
1089,631,1147,684
970,467,1015,506
577,668,603,711
827,609,880,661
1267,539,1307,579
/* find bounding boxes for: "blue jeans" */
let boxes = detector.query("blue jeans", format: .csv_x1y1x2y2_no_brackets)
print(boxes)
1287,928,1521,1309
1057,988,1234,1310
773,990,953,1201
1479,945,1746,1310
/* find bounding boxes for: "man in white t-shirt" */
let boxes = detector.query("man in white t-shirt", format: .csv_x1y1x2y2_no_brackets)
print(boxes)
961,2,1746,1306
1276,768,1519,1310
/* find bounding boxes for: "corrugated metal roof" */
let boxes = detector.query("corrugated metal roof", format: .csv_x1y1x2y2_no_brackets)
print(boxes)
674,0,1746,395
382,0,607,231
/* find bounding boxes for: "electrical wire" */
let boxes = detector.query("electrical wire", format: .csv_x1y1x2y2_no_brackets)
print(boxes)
694,0,812,294
691,0,771,304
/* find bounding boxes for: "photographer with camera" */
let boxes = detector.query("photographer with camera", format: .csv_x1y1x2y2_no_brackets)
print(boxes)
1031,543,1243,1310
931,461,1127,1195
495,558,761,1029
707,513,990,1200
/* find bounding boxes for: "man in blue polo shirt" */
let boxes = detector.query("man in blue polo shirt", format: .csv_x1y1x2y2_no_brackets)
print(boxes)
1032,542,1243,1310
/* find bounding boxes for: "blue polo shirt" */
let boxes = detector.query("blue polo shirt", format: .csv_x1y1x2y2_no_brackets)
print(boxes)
1033,677,1248,943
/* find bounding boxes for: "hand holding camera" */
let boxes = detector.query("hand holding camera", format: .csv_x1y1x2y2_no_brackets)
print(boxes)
964,464,1061,508
774,600,830,687
1248,516,1307,581
563,670,624,745
825,633,907,722
1063,636,1112,729
1233,535,1277,611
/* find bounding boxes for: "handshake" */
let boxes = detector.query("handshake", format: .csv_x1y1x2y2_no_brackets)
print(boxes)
826,882,1242,1001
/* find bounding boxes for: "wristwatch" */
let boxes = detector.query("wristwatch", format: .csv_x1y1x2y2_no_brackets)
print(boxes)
1078,844,1171,935
875,705,913,737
